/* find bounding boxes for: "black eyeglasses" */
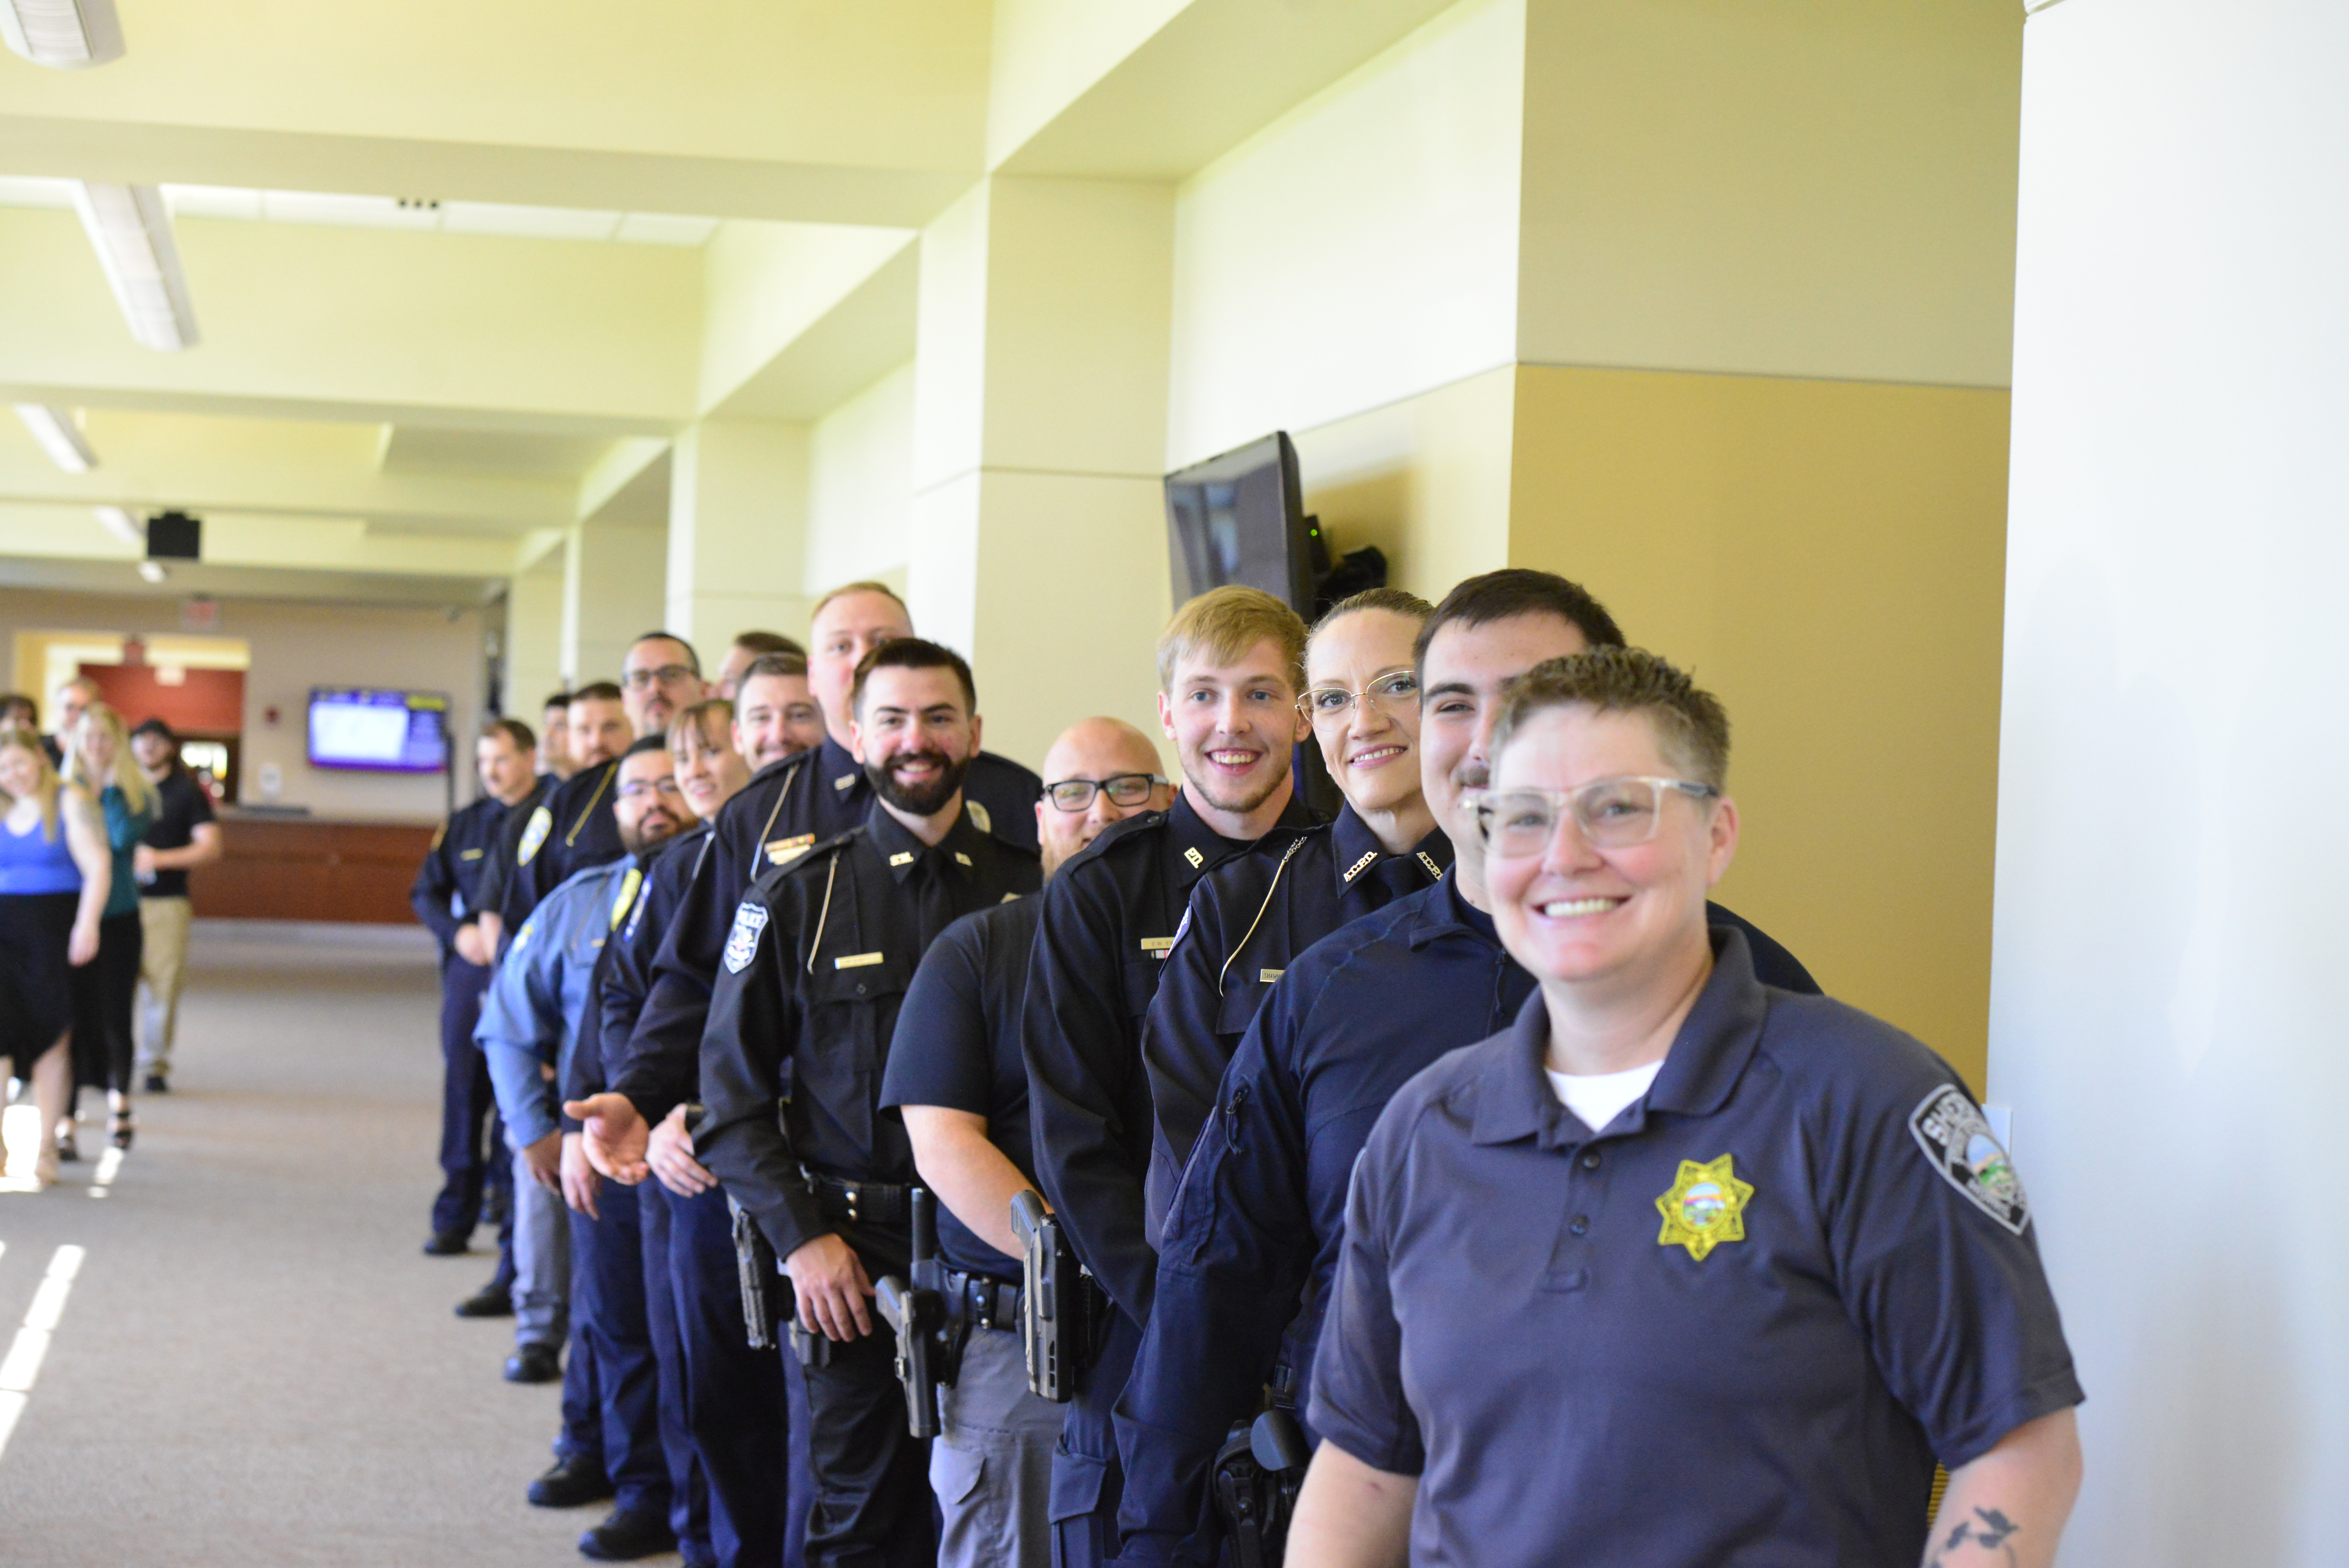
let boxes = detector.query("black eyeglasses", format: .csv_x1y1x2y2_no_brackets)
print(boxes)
1043,773,1166,812
621,665,697,691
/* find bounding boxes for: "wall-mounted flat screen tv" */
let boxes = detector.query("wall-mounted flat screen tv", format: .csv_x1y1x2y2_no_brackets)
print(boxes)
308,688,450,773
1164,432,1312,614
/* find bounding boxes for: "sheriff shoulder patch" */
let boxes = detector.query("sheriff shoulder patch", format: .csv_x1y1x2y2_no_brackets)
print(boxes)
722,902,769,975
610,868,643,931
515,805,553,866
1909,1084,2030,1235
966,800,992,834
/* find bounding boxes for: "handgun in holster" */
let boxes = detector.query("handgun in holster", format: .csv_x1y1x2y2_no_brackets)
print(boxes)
1009,1189,1107,1403
874,1187,960,1439
729,1193,781,1351
1212,1402,1311,1568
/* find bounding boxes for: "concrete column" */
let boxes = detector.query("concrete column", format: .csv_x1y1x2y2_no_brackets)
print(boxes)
560,516,667,689
909,176,1176,770
1992,2,2349,1560
504,547,566,715
667,418,813,654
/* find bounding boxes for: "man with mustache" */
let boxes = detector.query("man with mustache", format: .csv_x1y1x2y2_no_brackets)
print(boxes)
479,734,689,1560
879,716,1174,1568
493,633,707,946
1112,570,1818,1566
578,585,1040,1184
1019,586,1319,1568
698,640,1043,1568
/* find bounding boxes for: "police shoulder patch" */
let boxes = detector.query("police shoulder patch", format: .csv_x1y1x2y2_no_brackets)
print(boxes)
1909,1083,2029,1235
966,799,992,834
723,901,770,975
516,805,553,866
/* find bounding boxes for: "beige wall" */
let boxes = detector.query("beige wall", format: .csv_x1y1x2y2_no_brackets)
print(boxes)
1507,365,2010,1087
0,588,484,822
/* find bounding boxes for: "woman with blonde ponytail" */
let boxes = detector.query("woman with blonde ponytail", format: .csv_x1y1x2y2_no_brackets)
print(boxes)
63,703,156,1153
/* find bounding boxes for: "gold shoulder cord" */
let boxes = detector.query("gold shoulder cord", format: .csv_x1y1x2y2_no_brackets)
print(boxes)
566,764,615,848
805,852,840,977
1216,837,1305,998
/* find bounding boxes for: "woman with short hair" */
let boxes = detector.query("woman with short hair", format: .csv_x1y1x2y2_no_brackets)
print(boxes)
63,702,157,1152
1293,648,2084,1568
0,724,112,1189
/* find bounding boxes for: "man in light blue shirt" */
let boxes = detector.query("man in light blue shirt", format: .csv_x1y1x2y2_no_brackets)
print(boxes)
479,734,687,1561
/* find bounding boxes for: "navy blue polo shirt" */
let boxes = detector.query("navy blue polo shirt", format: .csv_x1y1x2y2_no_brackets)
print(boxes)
1138,803,1451,1244
1310,929,2082,1568
616,736,1041,1123
1115,874,1819,1564
877,894,1046,1283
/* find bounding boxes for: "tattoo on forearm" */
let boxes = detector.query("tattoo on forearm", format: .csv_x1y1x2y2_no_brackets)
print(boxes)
1926,1506,2021,1568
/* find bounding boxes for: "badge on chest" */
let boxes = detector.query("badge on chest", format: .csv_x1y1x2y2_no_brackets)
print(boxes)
1655,1154,1754,1261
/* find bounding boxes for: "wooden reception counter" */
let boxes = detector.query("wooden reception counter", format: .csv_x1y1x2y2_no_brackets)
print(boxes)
188,812,437,925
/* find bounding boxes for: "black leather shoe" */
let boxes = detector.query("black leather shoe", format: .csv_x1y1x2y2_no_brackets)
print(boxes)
143,1073,169,1094
505,1342,561,1383
577,1505,676,1561
422,1231,470,1257
527,1454,614,1509
454,1279,514,1318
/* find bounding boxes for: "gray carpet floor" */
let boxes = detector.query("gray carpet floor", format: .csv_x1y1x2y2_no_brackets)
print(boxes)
0,919,681,1566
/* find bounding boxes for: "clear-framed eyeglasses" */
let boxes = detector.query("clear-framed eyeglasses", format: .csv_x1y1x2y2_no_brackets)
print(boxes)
1476,777,1720,856
616,776,687,801
1043,773,1166,812
621,664,697,691
1298,669,1420,722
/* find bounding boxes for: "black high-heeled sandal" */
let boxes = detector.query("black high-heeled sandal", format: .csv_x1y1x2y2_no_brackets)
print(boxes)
110,1112,135,1151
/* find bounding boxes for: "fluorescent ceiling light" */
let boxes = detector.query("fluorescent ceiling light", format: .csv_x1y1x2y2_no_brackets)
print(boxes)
94,505,143,546
1,0,124,68
71,183,199,352
13,404,96,472
137,560,168,583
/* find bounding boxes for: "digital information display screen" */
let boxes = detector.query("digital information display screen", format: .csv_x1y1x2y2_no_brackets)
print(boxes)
308,688,450,773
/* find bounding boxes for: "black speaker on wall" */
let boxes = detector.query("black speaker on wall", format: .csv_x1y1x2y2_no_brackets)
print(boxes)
146,510,202,561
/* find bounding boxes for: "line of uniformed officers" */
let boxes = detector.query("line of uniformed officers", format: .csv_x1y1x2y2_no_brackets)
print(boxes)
415,569,2083,1568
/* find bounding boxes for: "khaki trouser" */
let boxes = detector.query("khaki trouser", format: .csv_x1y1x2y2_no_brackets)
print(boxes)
135,895,194,1077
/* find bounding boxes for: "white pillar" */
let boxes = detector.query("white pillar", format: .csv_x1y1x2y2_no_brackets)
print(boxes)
909,176,1177,769
667,419,812,653
1991,2,2349,1561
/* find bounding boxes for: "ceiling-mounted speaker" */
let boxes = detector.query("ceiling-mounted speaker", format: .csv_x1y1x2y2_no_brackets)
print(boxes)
0,0,125,68
147,509,201,561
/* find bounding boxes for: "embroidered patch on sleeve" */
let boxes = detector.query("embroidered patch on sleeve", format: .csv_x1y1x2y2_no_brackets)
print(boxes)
722,902,769,975
966,800,992,834
609,868,643,931
515,805,553,866
1909,1084,2030,1235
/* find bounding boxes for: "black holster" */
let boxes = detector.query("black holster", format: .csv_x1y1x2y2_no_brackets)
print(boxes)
873,1187,959,1437
1212,1406,1310,1568
729,1194,781,1351
1008,1189,1108,1402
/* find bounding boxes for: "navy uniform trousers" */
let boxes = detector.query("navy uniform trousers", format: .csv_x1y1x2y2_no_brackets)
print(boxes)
642,1179,815,1568
432,955,512,1246
562,1179,674,1526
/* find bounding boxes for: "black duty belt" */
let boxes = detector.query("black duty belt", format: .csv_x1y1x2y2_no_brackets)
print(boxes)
939,1268,1022,1333
802,1168,915,1225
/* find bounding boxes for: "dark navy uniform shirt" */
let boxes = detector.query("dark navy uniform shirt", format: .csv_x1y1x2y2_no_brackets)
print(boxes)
1116,873,1817,1564
617,736,1041,1123
1139,804,1451,1243
699,800,1041,1272
1018,788,1318,1326
409,791,517,955
456,773,554,944
500,761,624,934
877,894,1046,1283
1310,928,2080,1568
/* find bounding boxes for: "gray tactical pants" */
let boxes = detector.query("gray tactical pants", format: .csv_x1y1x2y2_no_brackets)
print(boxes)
933,1323,1064,1568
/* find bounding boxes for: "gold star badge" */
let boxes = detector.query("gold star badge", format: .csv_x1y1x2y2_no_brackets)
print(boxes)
1654,1154,1754,1261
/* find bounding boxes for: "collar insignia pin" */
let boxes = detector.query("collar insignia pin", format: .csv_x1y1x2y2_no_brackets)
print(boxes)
1183,846,1204,869
1655,1154,1754,1261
